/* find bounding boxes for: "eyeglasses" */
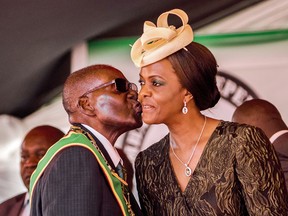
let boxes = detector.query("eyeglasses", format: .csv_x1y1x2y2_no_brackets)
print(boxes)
80,78,138,97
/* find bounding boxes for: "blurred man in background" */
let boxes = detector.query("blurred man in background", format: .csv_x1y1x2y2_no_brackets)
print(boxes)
232,99,288,188
0,125,64,216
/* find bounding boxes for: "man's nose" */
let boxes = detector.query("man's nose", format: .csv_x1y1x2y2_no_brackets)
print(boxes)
22,155,39,167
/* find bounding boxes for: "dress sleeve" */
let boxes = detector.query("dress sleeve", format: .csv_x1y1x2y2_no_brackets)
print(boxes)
41,146,102,215
235,126,288,215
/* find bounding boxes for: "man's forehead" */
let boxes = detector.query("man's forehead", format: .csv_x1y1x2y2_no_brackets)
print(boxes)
90,69,125,82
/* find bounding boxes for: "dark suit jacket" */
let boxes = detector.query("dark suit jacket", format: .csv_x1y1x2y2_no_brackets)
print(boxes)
0,192,26,216
30,126,142,216
273,132,288,189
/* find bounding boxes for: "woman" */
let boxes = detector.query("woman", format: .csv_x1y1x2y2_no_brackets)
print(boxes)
131,9,288,215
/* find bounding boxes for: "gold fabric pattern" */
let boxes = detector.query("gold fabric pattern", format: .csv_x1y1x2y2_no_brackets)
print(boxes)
135,121,288,216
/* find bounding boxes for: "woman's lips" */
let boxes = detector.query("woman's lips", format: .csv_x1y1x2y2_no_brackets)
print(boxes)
142,104,154,111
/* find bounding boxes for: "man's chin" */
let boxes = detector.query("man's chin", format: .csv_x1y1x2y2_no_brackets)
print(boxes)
136,120,143,128
24,176,31,189
134,115,143,128
128,118,143,130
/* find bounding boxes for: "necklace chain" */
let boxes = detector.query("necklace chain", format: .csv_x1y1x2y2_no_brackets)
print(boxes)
170,115,207,177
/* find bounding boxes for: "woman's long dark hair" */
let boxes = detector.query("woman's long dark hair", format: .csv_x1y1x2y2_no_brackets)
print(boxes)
168,42,220,110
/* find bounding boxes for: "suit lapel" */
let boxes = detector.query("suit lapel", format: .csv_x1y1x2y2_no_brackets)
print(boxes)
78,124,116,170
10,193,26,216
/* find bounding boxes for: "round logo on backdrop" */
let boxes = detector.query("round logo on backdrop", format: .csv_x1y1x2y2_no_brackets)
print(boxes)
120,71,259,160
216,71,258,107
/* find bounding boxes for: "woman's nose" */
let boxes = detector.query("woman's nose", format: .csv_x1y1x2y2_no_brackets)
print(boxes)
138,84,151,101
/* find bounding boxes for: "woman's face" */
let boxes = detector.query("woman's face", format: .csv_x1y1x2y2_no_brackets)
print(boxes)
138,58,186,125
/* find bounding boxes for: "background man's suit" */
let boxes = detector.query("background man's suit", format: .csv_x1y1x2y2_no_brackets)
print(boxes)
0,192,26,216
272,131,288,188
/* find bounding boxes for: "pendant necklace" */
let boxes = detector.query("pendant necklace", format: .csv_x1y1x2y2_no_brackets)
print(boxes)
170,115,207,177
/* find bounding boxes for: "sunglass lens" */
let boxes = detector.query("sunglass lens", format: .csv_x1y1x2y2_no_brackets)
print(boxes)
115,78,128,92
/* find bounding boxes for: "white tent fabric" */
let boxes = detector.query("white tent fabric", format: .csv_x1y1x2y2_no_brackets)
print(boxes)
197,0,288,33
0,115,26,200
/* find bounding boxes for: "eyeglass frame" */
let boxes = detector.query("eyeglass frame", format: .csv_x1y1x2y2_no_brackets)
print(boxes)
79,78,138,98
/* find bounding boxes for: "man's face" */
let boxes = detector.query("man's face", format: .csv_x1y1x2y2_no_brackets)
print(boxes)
20,132,54,189
83,69,143,132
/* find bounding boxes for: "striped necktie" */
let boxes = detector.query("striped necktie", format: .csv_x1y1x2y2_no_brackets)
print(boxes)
116,162,126,180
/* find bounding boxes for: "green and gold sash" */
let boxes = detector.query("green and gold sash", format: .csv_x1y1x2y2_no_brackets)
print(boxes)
29,127,131,216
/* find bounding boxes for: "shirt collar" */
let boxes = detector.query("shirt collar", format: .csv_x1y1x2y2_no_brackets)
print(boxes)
81,124,122,167
269,130,288,143
24,192,29,205
20,192,30,216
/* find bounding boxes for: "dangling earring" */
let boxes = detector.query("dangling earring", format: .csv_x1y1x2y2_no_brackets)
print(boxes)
182,100,188,114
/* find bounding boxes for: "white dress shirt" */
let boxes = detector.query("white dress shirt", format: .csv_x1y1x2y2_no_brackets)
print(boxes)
19,192,29,216
270,130,288,143
82,124,123,167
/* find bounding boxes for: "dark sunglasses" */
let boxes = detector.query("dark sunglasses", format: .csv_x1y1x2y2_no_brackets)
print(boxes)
80,78,138,98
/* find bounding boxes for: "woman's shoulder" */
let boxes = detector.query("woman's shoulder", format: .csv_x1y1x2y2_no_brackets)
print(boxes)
214,121,268,146
217,121,263,135
136,134,169,162
141,134,169,155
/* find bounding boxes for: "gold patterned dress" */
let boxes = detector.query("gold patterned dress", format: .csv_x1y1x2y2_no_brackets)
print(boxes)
135,121,288,216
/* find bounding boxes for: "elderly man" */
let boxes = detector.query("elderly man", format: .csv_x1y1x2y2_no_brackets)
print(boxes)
232,99,288,189
30,64,143,216
0,125,64,216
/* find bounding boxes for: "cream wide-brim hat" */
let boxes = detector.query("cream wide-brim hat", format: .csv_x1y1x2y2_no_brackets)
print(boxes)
130,9,194,68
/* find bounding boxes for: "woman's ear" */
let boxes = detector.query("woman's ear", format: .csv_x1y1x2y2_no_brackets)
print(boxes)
184,91,193,103
77,96,95,116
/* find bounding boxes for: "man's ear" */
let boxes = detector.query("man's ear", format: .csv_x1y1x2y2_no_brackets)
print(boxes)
77,97,96,116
